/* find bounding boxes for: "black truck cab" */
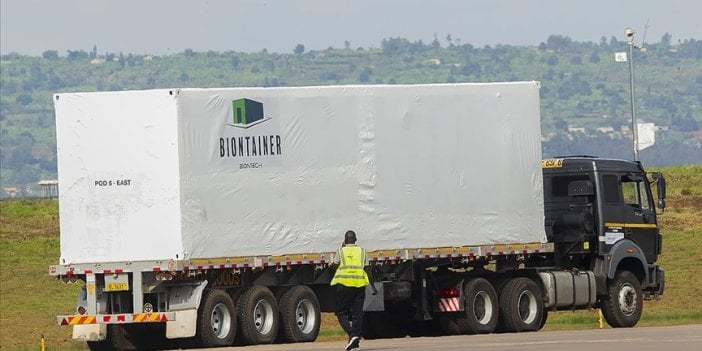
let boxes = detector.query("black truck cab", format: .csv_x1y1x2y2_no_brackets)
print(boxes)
542,156,666,301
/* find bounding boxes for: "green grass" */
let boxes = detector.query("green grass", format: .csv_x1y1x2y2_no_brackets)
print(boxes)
1,165,700,349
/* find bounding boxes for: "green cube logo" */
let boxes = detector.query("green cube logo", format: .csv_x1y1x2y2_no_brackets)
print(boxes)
232,98,264,127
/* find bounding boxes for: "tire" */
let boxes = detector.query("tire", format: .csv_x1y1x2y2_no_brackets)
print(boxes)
87,325,135,351
195,289,237,347
237,286,279,345
499,277,544,332
277,286,321,343
438,312,467,335
439,278,498,335
463,278,499,334
88,324,170,351
600,270,643,328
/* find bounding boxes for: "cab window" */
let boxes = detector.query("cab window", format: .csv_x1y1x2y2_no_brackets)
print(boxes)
604,174,651,209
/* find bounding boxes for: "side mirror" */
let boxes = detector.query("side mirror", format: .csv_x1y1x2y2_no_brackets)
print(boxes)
651,172,666,210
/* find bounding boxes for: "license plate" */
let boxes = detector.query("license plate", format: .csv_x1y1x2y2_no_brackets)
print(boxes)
105,282,129,292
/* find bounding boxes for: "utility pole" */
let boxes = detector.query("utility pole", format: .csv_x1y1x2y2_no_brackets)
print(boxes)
625,27,639,161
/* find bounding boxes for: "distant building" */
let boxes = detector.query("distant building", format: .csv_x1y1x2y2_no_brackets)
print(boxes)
567,126,586,134
38,180,59,198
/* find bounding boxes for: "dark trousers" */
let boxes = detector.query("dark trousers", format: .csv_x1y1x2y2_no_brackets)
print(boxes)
335,285,365,338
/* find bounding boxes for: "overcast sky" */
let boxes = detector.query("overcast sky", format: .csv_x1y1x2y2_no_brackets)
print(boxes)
1,0,700,56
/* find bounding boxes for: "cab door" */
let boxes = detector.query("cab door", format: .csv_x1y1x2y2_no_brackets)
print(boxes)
600,173,658,263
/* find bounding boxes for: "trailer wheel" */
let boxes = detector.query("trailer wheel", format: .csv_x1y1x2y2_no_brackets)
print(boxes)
87,326,119,351
600,270,642,328
237,286,279,345
88,324,173,351
86,325,137,351
195,289,237,347
499,277,544,332
439,278,498,335
277,286,321,343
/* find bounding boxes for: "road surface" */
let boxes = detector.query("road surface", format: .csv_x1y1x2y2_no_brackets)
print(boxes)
197,324,702,351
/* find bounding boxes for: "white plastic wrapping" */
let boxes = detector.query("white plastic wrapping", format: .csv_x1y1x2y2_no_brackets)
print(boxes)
55,83,545,264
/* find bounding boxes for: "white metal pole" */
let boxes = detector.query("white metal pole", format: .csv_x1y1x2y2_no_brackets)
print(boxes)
626,28,639,161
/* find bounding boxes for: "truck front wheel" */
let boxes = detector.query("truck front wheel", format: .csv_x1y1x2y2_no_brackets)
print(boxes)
237,286,279,345
499,277,544,332
600,270,643,328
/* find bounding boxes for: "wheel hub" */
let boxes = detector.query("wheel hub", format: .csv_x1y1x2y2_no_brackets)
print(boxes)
618,283,638,316
472,291,494,325
254,299,274,335
210,302,232,339
517,290,537,324
295,298,316,334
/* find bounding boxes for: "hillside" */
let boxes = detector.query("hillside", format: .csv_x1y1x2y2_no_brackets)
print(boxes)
1,35,701,193
0,165,701,350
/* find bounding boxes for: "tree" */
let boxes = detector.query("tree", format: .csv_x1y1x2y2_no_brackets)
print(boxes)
42,50,59,60
554,118,568,131
545,35,573,52
66,50,88,61
432,34,441,50
16,94,33,106
294,44,305,55
569,56,583,65
600,36,608,47
546,55,559,66
661,33,672,47
589,51,601,63
358,67,371,83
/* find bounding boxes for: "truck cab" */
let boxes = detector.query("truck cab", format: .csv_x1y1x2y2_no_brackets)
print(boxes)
542,157,666,316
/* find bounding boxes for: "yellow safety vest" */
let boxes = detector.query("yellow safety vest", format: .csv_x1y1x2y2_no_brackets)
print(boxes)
330,245,370,288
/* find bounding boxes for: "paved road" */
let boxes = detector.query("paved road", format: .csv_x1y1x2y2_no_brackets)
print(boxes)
203,324,702,351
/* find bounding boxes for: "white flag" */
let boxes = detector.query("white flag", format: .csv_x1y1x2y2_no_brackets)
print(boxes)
637,123,655,150
615,52,628,62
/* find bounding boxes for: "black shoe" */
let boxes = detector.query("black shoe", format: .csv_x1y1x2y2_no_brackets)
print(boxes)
345,336,360,351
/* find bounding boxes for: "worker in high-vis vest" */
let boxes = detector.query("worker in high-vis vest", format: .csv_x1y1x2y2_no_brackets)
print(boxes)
331,230,377,351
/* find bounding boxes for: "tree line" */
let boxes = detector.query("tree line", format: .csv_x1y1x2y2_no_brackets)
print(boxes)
1,34,701,193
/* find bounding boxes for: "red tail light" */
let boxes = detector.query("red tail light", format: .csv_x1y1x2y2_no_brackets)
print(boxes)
439,287,460,297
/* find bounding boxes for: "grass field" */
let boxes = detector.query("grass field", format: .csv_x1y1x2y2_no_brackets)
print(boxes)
1,165,700,350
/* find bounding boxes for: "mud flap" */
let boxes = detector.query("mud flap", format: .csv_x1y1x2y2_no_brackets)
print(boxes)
363,282,384,312
166,309,197,339
73,324,106,341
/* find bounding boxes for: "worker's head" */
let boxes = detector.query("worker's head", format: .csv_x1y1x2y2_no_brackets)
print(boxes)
344,230,357,244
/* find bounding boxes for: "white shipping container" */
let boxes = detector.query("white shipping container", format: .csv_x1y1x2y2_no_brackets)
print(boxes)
54,83,546,264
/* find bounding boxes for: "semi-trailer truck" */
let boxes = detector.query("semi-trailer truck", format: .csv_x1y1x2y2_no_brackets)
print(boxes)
49,82,666,350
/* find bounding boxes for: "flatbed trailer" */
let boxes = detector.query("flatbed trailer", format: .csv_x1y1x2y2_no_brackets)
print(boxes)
49,83,665,350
